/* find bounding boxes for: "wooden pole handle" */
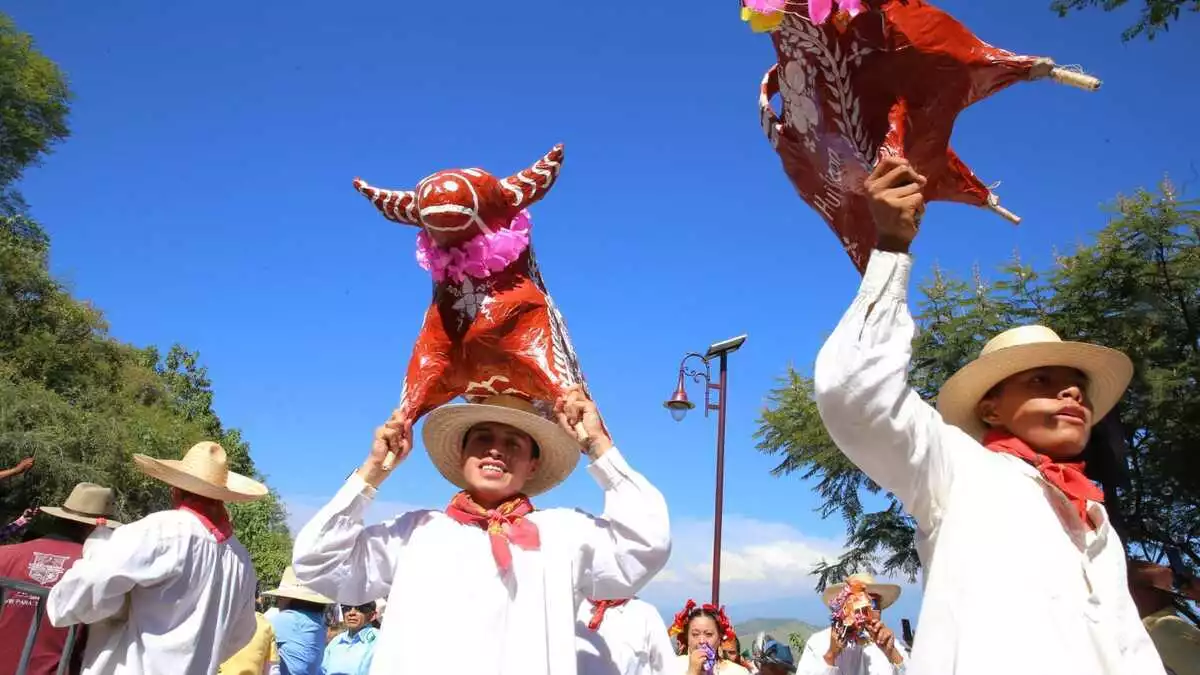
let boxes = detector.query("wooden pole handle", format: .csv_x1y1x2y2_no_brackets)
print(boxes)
1050,67,1101,92
987,199,1022,224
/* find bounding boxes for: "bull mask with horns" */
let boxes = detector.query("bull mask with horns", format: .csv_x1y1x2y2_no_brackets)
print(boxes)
353,144,591,439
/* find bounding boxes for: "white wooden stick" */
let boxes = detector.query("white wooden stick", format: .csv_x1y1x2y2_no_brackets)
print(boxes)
987,199,1022,224
1050,67,1101,92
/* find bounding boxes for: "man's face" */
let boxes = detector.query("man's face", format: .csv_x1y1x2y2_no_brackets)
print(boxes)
341,604,375,632
977,366,1093,460
460,422,539,504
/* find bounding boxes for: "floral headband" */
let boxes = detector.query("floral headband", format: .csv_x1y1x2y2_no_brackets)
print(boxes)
668,599,737,650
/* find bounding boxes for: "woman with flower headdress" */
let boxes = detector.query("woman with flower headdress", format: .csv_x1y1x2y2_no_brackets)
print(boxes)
669,600,750,675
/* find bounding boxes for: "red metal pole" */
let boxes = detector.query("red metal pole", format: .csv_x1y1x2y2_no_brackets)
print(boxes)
711,351,729,607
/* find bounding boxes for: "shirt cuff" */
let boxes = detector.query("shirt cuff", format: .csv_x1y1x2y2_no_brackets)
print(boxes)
860,250,912,304
344,471,378,500
586,447,631,490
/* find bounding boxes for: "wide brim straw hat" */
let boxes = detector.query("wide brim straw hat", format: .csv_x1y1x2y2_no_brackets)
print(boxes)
822,573,902,610
937,325,1133,440
133,441,268,503
422,394,581,497
40,482,122,528
262,566,333,605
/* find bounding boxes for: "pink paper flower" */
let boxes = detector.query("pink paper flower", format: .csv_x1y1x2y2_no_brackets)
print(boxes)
415,211,532,283
745,0,787,12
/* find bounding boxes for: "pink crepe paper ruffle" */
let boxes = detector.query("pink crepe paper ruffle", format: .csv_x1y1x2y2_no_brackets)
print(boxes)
415,210,532,283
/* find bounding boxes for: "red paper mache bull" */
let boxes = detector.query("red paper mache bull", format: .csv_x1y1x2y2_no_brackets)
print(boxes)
750,0,1101,273
354,144,589,433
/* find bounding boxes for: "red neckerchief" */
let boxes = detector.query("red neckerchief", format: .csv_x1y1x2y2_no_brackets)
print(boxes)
587,598,630,631
444,491,539,574
982,429,1103,530
174,492,233,542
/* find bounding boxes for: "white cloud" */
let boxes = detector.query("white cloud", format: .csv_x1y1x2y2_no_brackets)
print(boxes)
639,515,848,607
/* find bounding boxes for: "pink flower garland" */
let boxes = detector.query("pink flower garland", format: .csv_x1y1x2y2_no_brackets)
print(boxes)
415,210,532,283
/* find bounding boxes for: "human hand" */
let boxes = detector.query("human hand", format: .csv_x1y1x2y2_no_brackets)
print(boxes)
358,411,412,487
865,156,927,253
687,647,706,675
825,621,847,665
554,385,612,457
866,612,903,665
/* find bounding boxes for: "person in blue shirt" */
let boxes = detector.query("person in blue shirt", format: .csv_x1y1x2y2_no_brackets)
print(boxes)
323,602,379,675
264,566,332,675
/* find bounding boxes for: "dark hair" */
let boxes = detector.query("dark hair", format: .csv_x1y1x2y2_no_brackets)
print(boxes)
685,606,723,634
462,425,541,460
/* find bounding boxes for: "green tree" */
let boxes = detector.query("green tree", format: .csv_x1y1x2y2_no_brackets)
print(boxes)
0,12,292,586
756,184,1200,620
0,12,70,214
1051,0,1198,40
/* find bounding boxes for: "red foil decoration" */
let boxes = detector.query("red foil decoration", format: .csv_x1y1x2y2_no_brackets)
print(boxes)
758,0,1064,273
355,145,589,424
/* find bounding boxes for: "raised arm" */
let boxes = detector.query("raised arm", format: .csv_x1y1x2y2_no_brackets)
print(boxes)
47,517,183,627
292,417,415,605
813,157,960,532
556,387,671,598
572,447,672,598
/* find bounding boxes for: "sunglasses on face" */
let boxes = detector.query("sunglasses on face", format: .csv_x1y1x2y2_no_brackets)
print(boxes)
341,604,374,614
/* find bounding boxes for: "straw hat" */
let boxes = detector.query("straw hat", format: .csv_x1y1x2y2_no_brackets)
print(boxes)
422,394,581,496
821,573,902,610
262,566,333,605
133,442,267,503
40,482,121,528
937,325,1133,440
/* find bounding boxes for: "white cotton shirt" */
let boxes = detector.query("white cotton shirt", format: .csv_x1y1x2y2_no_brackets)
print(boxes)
292,447,671,675
813,250,1167,675
796,627,907,675
576,598,674,675
46,509,259,674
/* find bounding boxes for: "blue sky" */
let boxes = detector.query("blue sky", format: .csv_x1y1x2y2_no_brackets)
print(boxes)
7,0,1197,627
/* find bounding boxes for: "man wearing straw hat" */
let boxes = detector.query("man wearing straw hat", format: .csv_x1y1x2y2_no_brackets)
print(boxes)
0,482,118,675
794,574,906,675
292,385,671,675
261,566,333,675
812,157,1165,674
47,441,268,674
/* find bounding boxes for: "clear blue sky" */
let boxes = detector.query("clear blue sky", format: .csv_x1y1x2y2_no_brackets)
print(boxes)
7,0,1197,627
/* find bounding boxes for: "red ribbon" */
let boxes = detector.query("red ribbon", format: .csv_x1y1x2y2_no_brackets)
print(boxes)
444,491,539,574
982,429,1103,530
587,598,630,631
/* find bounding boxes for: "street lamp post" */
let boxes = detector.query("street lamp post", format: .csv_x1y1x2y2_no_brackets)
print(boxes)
663,334,746,607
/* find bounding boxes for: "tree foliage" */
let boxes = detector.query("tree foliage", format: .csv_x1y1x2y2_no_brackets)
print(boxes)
756,183,1200,613
0,12,291,588
0,12,70,214
1051,0,1198,40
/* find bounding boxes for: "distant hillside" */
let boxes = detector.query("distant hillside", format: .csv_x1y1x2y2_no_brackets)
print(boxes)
734,618,823,650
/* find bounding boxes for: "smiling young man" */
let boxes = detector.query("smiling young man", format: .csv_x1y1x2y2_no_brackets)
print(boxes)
812,157,1165,675
292,386,671,675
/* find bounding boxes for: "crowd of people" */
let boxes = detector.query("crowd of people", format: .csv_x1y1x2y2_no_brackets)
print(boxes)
1,160,1197,674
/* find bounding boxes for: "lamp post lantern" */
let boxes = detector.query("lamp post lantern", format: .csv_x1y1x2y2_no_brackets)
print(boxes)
663,334,746,606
